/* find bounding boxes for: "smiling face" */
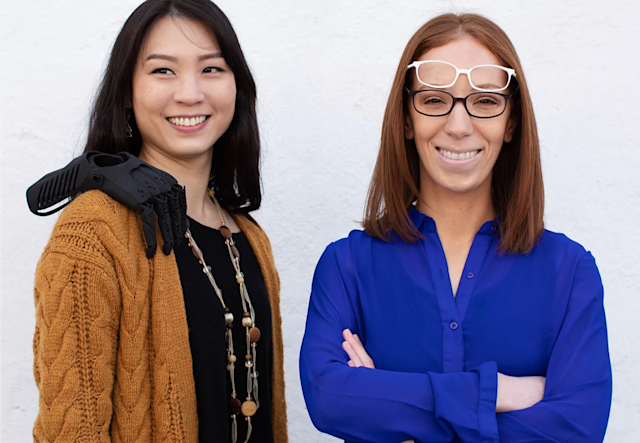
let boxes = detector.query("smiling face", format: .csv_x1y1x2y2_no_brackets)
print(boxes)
132,16,236,164
405,36,516,198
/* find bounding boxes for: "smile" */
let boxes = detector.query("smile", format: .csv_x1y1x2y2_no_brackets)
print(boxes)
437,148,481,161
167,115,209,127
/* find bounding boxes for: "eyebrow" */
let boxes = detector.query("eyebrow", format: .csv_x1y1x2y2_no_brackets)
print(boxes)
145,51,223,62
474,83,502,90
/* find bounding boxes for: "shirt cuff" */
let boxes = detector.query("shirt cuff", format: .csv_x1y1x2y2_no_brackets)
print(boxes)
476,360,499,442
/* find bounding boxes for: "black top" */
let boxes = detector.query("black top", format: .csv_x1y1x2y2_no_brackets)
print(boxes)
174,217,273,443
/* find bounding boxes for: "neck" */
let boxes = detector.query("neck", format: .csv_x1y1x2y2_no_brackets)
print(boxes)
138,145,213,221
417,173,495,243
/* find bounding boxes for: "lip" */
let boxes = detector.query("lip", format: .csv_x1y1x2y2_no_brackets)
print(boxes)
167,115,210,133
436,147,483,166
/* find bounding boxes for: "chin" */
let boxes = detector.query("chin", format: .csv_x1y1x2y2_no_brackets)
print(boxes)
433,172,486,195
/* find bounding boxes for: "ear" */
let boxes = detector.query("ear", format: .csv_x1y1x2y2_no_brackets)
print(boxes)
404,114,415,140
503,115,517,143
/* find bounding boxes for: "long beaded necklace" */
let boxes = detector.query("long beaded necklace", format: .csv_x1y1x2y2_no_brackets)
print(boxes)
184,189,261,443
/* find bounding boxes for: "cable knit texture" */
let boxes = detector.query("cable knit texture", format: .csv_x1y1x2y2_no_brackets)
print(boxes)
33,190,288,442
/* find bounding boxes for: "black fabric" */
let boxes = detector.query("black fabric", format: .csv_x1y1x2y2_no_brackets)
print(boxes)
175,217,273,443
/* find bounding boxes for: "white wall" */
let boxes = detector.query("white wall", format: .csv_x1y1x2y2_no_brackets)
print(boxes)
2,0,639,441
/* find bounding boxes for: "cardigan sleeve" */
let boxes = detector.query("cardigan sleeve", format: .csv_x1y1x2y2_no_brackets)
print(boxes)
33,230,121,442
495,251,612,442
300,243,500,443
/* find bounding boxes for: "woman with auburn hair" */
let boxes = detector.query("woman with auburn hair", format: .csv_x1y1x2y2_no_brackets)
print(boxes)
30,0,287,442
300,13,611,443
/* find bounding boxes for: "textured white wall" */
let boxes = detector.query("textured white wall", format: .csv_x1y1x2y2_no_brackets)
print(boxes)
2,0,639,441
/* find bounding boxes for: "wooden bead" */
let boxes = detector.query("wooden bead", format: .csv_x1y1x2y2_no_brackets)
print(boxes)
245,354,252,361
241,400,257,417
249,327,261,343
236,274,245,284
228,355,236,363
229,398,242,415
231,245,240,258
220,226,232,239
243,312,251,318
190,246,200,259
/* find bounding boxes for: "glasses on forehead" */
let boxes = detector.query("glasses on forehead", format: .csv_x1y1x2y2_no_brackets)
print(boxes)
407,60,516,92
405,88,515,119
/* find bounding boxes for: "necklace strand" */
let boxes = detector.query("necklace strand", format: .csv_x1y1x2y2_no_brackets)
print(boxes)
184,189,260,443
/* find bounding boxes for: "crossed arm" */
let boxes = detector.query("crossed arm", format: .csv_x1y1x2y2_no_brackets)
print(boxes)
300,246,612,443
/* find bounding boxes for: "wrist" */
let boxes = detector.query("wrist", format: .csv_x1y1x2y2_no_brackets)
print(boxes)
496,373,513,413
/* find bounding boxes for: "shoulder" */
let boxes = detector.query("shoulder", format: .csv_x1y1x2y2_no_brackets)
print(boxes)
44,190,141,262
536,229,602,292
315,229,379,277
536,228,594,264
235,213,272,250
57,190,135,225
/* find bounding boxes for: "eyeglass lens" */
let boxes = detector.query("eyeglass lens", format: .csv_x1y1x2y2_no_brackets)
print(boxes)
413,90,507,118
417,62,509,91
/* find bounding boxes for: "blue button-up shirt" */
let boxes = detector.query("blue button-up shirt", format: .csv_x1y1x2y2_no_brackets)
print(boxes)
300,207,611,443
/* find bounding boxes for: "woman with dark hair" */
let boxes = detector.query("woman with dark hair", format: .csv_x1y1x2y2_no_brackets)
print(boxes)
300,13,611,443
32,1,287,442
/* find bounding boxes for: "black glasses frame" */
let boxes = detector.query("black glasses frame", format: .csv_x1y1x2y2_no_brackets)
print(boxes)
404,87,517,119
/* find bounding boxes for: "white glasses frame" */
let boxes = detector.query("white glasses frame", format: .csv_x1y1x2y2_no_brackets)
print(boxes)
406,60,517,92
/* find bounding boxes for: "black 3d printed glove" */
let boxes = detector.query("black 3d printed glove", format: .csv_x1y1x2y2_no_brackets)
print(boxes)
26,151,187,258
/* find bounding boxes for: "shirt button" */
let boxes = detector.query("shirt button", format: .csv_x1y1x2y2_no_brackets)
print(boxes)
450,321,459,330
466,272,475,279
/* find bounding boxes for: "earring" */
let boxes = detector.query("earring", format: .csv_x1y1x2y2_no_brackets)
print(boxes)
126,109,133,138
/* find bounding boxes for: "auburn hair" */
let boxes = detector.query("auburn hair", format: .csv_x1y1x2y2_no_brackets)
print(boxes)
362,13,544,254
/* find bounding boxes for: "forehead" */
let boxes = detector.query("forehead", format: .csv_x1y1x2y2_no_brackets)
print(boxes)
140,16,219,57
417,36,502,69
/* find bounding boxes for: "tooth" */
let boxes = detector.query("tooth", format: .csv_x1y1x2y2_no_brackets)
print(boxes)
465,152,470,159
452,152,459,160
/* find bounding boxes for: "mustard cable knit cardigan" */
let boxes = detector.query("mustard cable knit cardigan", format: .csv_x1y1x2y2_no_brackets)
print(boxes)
33,190,288,442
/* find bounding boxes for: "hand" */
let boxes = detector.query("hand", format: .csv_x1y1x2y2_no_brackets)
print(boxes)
26,152,188,258
342,329,375,368
496,373,546,413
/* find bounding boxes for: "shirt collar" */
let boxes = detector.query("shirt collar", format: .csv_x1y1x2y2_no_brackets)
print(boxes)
408,205,497,236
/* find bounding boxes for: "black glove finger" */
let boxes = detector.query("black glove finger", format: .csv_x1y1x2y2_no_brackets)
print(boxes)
167,185,188,245
140,203,158,258
151,195,175,255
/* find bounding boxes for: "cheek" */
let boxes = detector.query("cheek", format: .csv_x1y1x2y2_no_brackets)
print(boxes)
133,82,165,118
218,81,237,112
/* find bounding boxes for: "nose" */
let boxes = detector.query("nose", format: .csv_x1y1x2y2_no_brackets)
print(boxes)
443,101,473,139
173,75,205,105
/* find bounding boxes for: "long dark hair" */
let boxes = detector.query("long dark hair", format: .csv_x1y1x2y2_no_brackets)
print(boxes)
85,0,261,213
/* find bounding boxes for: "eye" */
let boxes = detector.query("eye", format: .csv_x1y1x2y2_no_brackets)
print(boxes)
421,95,445,105
475,96,498,106
151,68,173,75
203,66,224,74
